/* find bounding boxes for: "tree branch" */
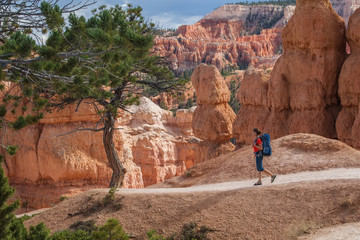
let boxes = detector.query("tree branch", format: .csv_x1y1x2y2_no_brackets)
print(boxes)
56,126,105,137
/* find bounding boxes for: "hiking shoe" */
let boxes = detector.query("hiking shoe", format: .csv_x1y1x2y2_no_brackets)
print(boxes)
271,174,277,183
254,181,262,186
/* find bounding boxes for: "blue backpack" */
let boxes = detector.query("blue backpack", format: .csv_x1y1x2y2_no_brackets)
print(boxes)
260,133,272,156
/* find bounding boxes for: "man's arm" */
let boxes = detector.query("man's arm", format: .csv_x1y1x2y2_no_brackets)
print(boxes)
255,138,263,150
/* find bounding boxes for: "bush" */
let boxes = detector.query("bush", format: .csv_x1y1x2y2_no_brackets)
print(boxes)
69,220,96,233
147,229,167,240
92,218,129,240
50,230,92,240
177,222,214,240
103,187,118,206
27,222,50,240
59,196,68,202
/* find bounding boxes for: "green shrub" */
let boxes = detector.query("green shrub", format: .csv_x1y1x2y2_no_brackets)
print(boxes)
50,230,92,240
92,218,129,240
59,196,68,202
147,229,167,240
103,187,117,206
27,222,50,240
178,222,214,240
69,220,96,233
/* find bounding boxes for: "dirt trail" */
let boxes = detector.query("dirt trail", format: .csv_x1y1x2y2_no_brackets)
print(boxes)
74,168,360,239
22,167,360,239
92,168,360,194
22,134,360,239
298,222,360,240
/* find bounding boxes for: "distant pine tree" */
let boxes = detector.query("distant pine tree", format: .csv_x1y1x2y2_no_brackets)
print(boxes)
231,0,296,6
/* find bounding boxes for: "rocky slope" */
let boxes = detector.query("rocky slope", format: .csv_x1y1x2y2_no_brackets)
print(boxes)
24,133,360,239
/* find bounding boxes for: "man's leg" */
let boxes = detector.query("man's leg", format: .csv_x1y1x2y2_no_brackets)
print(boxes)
263,169,273,177
258,171,262,182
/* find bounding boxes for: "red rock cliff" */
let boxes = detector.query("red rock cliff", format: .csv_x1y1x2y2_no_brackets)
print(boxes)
336,8,360,148
155,1,359,73
233,0,346,144
154,4,293,72
2,98,199,210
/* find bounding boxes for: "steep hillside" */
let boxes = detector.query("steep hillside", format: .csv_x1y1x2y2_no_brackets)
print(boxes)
24,133,360,239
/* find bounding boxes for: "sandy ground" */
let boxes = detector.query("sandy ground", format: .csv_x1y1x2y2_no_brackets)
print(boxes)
298,222,360,240
24,134,360,239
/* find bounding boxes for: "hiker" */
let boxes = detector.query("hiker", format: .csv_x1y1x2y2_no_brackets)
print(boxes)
252,128,276,186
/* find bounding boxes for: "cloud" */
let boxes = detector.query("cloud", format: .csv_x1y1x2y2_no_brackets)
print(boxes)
150,12,203,29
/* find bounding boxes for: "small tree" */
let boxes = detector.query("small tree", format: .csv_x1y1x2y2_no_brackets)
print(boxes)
0,158,26,240
1,2,186,188
92,218,129,240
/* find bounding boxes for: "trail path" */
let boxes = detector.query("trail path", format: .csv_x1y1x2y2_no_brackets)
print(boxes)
298,222,360,240
19,168,360,239
97,168,360,194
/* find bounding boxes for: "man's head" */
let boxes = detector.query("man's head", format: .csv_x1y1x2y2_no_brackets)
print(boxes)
253,128,262,136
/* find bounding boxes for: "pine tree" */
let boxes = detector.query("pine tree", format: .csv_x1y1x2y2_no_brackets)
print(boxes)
0,158,27,240
0,1,96,238
1,2,186,188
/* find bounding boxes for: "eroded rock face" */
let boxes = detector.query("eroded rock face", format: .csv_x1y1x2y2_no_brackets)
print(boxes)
336,8,360,148
154,1,357,74
233,0,346,144
155,28,283,72
3,97,198,209
331,0,360,24
191,64,236,161
154,0,360,76
233,67,271,144
119,97,198,187
154,4,289,72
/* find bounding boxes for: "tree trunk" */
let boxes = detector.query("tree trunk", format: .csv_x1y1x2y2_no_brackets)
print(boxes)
103,112,126,188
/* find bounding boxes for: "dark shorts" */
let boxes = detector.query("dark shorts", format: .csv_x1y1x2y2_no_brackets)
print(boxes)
254,151,264,172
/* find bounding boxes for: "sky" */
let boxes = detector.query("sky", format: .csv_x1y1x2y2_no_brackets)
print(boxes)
59,0,261,29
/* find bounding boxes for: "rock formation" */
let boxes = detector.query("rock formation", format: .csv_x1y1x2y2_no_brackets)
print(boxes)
336,8,360,148
331,0,360,24
191,64,236,161
3,97,198,209
154,1,358,73
153,4,291,72
154,28,282,72
233,0,347,144
233,67,272,144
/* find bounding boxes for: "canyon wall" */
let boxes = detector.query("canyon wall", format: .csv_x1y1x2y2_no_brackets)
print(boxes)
331,0,360,23
3,97,198,209
233,0,347,144
336,8,360,148
154,4,292,72
4,0,360,211
155,0,359,73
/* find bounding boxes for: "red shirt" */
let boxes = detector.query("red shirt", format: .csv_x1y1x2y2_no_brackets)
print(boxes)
253,138,262,153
